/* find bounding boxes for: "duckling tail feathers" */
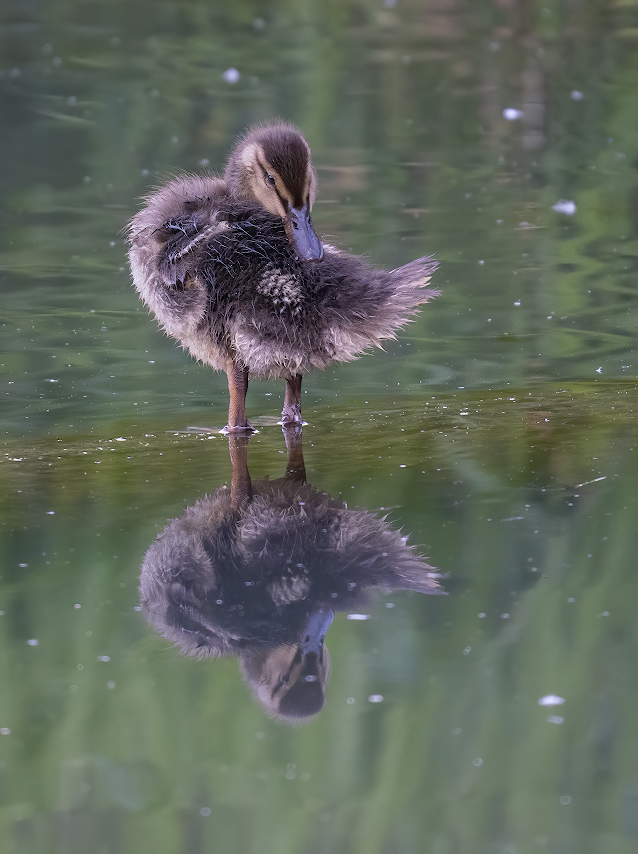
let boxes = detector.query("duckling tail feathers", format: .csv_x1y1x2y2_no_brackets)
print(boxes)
390,255,440,301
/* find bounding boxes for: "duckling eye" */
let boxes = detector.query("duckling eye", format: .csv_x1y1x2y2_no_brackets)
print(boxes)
265,174,276,188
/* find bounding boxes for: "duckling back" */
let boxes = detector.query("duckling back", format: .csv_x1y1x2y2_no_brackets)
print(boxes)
128,175,439,378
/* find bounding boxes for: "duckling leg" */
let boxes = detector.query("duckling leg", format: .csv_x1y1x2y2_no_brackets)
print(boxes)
282,424,306,484
228,434,253,509
225,356,253,432
281,373,303,426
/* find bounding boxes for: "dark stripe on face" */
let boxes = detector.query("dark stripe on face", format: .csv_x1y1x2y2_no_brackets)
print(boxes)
259,129,309,208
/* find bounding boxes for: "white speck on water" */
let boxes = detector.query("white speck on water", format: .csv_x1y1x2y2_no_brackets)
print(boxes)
256,731,265,739
547,716,564,724
285,763,297,780
0,728,10,735
478,612,486,618
74,603,81,609
463,646,472,655
70,685,77,692
514,300,521,306
538,695,565,706
503,108,523,121
478,259,484,265
200,807,211,816
385,602,395,608
347,613,370,620
368,694,384,703
27,639,39,646
598,611,610,617
346,697,355,704
473,758,483,766
46,511,55,515
115,437,126,442
568,598,575,603
107,681,116,689
596,367,603,374
560,795,572,805
19,563,28,568
552,199,576,215
571,90,584,100
399,464,406,468
97,656,110,662
223,67,240,84
500,613,510,619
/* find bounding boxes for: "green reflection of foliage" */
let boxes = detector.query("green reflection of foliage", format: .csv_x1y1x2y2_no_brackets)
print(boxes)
1,384,638,851
2,0,638,850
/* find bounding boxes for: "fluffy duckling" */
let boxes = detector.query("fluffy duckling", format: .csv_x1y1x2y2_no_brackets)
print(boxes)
140,432,444,722
127,123,438,430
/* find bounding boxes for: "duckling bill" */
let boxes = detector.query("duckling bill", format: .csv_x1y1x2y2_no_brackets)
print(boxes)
127,123,439,430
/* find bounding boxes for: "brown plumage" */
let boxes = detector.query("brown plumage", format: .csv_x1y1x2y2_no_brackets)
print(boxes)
139,433,444,722
127,122,439,430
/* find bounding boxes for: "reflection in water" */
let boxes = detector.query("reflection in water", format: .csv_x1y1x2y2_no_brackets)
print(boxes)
140,429,444,723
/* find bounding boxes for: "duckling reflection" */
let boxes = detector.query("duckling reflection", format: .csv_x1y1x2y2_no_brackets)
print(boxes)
140,431,445,722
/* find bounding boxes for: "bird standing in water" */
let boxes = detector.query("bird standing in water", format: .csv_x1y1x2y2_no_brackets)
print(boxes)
127,123,438,431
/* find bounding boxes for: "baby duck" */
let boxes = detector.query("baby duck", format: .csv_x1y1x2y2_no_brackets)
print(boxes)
140,432,444,722
127,123,438,430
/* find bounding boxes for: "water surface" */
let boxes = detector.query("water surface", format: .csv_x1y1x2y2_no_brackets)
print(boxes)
2,1,638,852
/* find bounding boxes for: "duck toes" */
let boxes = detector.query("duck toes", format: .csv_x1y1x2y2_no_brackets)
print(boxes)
127,123,439,431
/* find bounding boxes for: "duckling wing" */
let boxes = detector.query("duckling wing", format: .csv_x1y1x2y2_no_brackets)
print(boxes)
155,218,223,287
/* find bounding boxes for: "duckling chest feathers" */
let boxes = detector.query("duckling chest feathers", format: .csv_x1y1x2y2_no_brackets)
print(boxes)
255,264,304,315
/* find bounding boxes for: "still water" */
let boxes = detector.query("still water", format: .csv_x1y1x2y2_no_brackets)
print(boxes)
2,1,638,852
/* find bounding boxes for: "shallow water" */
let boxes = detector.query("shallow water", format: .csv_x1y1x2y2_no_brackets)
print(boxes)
2,1,638,852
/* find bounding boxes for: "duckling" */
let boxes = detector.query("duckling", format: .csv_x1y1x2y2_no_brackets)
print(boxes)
127,123,439,430
140,431,445,722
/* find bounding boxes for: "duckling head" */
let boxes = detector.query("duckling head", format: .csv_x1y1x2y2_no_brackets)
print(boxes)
240,609,333,724
224,123,324,262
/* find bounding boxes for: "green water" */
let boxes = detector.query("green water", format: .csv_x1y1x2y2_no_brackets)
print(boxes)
2,1,638,852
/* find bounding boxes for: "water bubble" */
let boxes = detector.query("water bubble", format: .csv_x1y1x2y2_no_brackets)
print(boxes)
97,656,110,662
368,694,384,703
463,646,471,655
223,68,240,84
560,795,572,805
503,108,523,121
538,695,565,706
200,807,211,816
27,639,39,646
473,758,483,766
346,697,355,705
552,199,576,215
